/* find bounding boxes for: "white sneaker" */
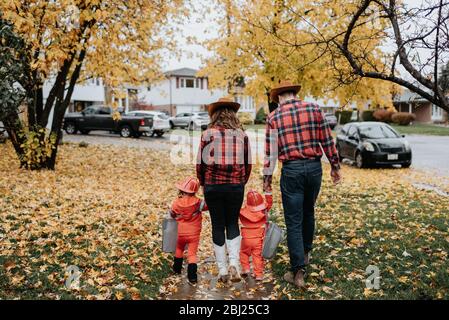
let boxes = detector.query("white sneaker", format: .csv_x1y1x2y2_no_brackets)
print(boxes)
226,236,241,282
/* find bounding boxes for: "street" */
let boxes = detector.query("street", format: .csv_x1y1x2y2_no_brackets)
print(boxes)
62,131,449,177
407,135,449,177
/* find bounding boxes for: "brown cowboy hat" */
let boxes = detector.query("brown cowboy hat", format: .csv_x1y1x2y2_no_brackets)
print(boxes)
270,80,301,103
207,97,240,116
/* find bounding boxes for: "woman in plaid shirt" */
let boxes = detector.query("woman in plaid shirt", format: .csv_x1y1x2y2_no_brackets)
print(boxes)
263,81,342,289
196,98,252,282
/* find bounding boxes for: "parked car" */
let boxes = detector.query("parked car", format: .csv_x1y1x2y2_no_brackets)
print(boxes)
325,113,337,129
63,105,153,138
169,112,210,130
126,110,170,137
336,122,412,168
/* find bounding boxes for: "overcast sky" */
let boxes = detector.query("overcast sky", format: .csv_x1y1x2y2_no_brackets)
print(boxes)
165,0,435,73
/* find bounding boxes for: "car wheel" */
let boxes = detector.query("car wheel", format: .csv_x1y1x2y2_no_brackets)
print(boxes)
120,125,132,138
80,129,90,135
337,145,343,162
65,123,77,134
355,152,365,169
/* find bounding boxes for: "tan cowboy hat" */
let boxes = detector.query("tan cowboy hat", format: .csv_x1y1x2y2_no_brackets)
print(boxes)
207,97,240,116
270,80,301,103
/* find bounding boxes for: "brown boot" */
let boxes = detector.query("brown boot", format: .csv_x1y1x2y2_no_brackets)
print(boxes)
283,269,306,289
304,252,311,265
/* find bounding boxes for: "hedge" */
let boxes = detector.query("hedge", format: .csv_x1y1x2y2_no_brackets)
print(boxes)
335,110,353,124
373,109,394,122
391,112,416,125
255,107,267,124
361,110,376,122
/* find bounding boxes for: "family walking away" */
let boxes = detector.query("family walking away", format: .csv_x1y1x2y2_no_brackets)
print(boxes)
164,80,342,289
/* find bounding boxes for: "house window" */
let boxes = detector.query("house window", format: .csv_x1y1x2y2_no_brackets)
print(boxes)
432,105,442,120
185,79,195,88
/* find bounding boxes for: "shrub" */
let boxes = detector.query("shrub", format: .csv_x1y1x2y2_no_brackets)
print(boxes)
373,109,394,122
254,107,267,124
237,112,254,125
79,141,89,148
335,110,353,124
391,112,416,126
361,110,376,122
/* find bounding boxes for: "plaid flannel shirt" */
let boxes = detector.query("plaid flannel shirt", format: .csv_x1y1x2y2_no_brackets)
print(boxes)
263,99,339,190
196,126,252,186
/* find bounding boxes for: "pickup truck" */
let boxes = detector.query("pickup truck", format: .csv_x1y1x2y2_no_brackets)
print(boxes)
63,105,153,138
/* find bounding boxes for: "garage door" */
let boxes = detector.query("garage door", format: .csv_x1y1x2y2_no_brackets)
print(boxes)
176,105,201,115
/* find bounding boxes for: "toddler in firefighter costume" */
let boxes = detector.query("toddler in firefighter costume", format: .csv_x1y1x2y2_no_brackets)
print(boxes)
170,177,208,283
239,190,272,280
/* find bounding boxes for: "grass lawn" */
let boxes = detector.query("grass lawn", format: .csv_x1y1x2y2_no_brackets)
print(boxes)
270,166,449,299
0,142,448,299
391,123,449,136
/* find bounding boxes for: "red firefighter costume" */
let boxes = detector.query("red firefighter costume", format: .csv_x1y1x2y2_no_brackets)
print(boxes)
239,191,267,279
171,195,207,264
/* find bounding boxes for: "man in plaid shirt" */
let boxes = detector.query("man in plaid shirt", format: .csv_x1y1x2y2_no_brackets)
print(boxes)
263,80,341,289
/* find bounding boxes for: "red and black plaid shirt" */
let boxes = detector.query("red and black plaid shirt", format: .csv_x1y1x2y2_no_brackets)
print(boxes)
196,126,252,186
263,99,339,178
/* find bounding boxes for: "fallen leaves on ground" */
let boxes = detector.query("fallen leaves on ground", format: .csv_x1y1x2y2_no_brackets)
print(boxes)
1,141,448,300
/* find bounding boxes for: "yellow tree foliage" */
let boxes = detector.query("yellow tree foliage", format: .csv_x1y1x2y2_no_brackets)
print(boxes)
200,0,397,109
0,0,186,169
1,0,185,86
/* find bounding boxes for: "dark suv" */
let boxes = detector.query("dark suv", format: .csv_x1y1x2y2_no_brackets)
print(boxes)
63,106,153,138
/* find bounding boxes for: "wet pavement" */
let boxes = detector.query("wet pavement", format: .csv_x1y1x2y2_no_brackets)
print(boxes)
406,135,449,177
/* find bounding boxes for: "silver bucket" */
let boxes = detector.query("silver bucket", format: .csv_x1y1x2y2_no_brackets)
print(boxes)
162,217,178,253
262,222,284,260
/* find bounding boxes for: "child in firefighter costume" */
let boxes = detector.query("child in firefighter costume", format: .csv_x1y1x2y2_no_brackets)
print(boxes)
239,190,272,280
170,177,208,283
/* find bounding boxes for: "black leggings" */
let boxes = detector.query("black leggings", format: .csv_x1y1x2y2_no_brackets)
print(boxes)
205,189,244,246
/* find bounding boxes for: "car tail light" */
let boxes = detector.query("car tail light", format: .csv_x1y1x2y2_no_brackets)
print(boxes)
140,119,145,126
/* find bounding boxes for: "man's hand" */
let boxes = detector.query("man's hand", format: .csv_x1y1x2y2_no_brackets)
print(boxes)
265,194,273,212
331,168,342,185
263,175,273,193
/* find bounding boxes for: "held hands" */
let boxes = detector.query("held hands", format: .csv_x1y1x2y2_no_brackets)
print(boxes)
331,168,342,185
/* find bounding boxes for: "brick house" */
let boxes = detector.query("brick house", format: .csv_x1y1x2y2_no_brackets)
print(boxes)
394,89,448,123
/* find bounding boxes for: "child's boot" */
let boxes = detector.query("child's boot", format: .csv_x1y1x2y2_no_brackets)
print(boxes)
173,257,183,274
187,263,198,284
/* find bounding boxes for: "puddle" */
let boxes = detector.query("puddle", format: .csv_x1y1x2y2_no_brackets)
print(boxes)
158,260,274,300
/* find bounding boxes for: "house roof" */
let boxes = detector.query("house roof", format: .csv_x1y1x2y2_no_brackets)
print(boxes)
394,89,429,103
165,68,199,77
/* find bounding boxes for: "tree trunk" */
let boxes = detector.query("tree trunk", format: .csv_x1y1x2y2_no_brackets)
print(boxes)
2,111,27,167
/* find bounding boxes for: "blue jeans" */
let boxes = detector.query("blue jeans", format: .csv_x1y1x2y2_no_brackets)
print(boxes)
280,159,322,274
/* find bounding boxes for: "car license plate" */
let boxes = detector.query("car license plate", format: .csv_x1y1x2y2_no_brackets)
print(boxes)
387,154,398,160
